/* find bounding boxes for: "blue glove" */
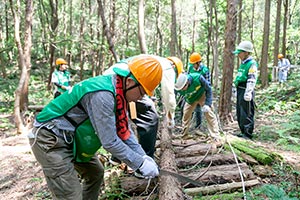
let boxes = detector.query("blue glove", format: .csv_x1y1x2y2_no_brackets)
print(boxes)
139,155,159,178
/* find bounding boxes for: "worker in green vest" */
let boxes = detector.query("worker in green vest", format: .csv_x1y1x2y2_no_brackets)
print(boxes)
233,41,258,139
28,55,162,200
186,52,211,129
51,58,72,98
175,72,220,141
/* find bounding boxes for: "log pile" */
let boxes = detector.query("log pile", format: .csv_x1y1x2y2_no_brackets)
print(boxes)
117,130,271,199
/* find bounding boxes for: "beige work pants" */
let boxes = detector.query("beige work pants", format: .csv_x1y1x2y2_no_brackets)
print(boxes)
182,94,220,138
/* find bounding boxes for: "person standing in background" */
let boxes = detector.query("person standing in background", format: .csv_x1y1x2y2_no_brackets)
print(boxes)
233,41,258,139
277,54,291,84
52,58,72,98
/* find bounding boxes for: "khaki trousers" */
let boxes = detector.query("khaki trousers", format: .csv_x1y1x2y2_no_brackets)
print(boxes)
29,128,104,200
182,94,220,138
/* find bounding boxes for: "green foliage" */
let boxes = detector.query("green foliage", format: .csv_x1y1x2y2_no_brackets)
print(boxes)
194,192,243,200
0,77,18,113
247,184,298,200
99,177,130,200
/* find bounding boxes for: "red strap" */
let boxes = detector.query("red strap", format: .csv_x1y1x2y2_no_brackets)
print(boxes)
115,75,130,140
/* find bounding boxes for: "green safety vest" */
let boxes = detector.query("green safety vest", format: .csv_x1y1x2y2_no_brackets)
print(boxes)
234,59,258,87
53,70,71,93
178,73,205,104
188,63,209,76
37,75,115,162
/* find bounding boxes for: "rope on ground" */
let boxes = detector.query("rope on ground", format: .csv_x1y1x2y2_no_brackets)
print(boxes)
214,107,247,200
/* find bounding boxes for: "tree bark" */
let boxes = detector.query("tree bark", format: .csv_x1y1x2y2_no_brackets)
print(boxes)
260,0,271,88
10,0,33,134
176,154,236,168
97,0,119,62
219,0,238,123
180,163,255,186
281,0,289,56
273,0,282,67
47,0,59,90
159,121,184,200
170,0,178,56
138,0,147,54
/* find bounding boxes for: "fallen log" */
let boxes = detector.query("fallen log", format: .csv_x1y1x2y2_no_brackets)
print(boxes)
176,153,236,168
180,163,255,186
158,120,184,200
230,140,280,165
119,163,255,192
184,179,261,196
175,143,217,157
119,176,158,195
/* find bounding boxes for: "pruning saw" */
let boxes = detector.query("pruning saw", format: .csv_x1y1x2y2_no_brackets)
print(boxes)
159,169,204,187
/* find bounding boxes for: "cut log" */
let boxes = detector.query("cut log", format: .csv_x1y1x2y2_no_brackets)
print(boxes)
184,179,261,196
158,121,184,200
119,176,158,195
176,153,236,168
180,163,256,186
175,143,217,157
119,163,255,193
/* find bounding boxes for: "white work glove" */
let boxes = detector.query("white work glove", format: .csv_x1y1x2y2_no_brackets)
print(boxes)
244,91,252,101
65,86,72,90
202,105,211,113
139,155,159,178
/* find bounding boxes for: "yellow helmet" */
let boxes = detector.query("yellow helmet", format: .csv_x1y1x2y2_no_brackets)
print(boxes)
55,58,68,65
278,54,284,59
189,52,202,64
128,55,162,96
167,56,183,78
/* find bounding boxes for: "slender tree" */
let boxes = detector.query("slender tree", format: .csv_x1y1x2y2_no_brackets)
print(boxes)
10,0,33,134
47,0,59,90
170,0,178,56
97,0,119,62
138,0,147,54
219,0,238,123
273,0,282,67
281,0,289,56
260,0,271,88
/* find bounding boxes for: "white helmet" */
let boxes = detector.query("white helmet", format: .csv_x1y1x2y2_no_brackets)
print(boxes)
236,41,253,53
175,73,188,90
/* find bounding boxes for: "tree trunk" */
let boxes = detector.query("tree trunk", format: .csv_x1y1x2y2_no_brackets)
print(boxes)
138,0,147,54
219,0,238,123
170,0,178,56
191,1,196,53
155,0,163,56
159,121,184,200
10,0,33,134
211,0,220,90
260,0,271,88
97,0,119,62
47,0,59,90
281,0,289,56
273,0,282,67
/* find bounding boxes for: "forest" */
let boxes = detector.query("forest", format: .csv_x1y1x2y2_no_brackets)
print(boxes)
0,0,300,199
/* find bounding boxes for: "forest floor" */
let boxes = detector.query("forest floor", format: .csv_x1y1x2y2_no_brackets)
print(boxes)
1,111,300,200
